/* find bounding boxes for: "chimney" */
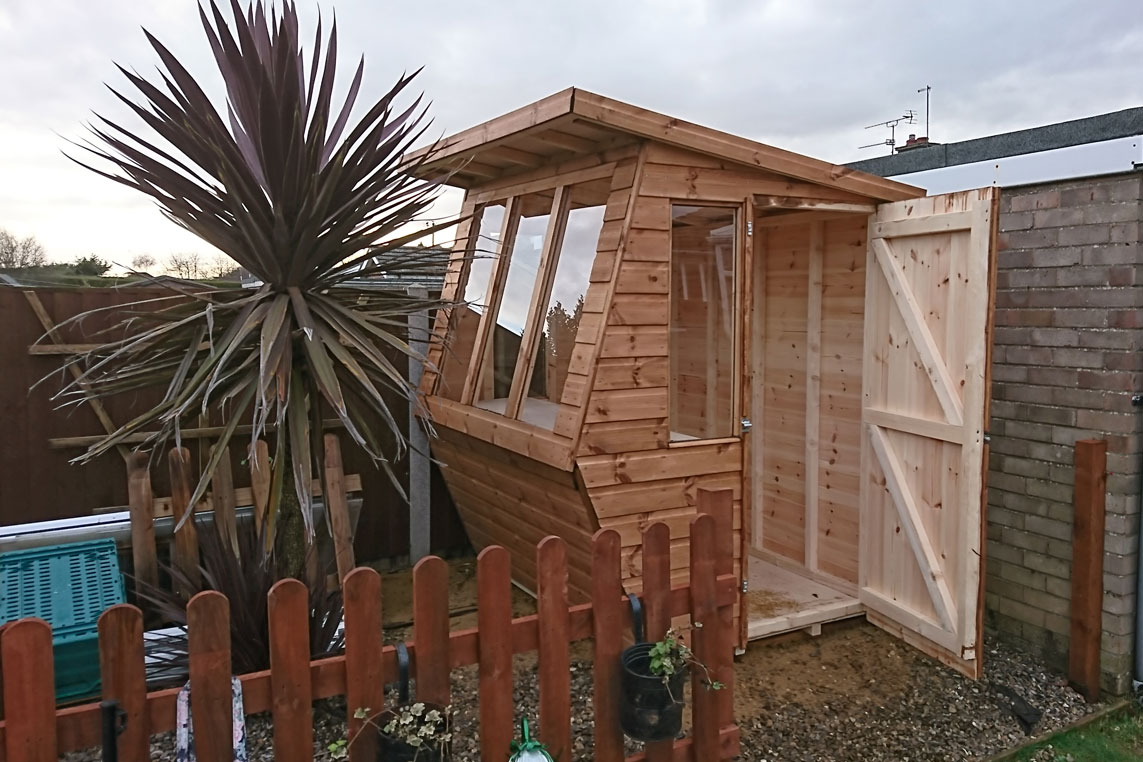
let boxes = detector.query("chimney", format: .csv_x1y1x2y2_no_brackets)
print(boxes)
896,134,934,152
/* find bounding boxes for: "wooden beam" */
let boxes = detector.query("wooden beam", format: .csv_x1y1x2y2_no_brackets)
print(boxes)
536,128,599,154
506,186,570,419
804,222,823,573
863,408,964,445
27,343,102,355
755,197,877,214
872,210,974,239
868,425,957,631
1069,439,1107,703
49,419,346,449
870,237,965,427
483,144,547,168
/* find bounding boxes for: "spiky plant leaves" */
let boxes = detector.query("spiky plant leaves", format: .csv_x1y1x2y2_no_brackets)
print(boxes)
54,0,456,551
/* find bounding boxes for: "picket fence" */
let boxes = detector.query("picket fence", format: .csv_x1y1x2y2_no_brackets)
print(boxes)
0,510,739,762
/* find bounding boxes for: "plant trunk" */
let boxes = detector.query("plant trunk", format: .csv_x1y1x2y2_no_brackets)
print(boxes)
274,438,309,580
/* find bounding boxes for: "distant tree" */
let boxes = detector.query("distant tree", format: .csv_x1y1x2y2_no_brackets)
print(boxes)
71,255,111,276
130,253,157,272
208,253,239,279
167,251,202,279
0,228,47,269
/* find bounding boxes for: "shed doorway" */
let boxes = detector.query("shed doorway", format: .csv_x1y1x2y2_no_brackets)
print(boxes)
743,190,998,679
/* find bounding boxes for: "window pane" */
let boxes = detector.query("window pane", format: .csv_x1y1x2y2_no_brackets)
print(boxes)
670,205,737,440
438,202,505,401
525,184,607,427
475,192,554,409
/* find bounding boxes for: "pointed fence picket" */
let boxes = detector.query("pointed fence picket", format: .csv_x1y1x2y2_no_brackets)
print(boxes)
0,491,740,762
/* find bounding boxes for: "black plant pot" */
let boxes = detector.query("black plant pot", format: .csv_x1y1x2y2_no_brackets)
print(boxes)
619,642,687,742
375,703,451,762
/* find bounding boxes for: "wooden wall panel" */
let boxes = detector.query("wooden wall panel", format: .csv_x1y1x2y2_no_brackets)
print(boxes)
760,224,809,564
432,428,596,601
816,216,867,584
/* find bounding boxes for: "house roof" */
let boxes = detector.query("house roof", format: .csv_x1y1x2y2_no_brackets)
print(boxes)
848,106,1143,178
408,88,921,201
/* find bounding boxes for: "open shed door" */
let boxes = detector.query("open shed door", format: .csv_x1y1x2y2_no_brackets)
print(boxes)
859,188,998,678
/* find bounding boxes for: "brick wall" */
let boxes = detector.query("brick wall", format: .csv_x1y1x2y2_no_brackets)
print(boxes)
986,171,1143,695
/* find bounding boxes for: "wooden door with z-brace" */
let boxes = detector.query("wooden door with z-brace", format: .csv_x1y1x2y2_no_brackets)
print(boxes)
859,187,998,678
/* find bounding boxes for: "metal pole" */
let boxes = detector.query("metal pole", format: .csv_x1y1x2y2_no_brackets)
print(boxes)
407,286,431,562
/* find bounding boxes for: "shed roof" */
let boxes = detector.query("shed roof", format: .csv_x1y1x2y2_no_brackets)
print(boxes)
409,88,921,201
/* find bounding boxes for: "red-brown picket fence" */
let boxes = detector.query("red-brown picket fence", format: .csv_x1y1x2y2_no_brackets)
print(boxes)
0,506,739,761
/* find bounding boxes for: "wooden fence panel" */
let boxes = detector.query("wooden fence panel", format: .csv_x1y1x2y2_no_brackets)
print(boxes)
477,546,514,761
592,529,625,762
1,618,56,762
268,579,313,762
0,287,467,563
344,567,384,762
0,525,741,762
537,536,571,762
641,521,673,762
168,446,201,594
413,556,450,705
98,604,149,760
187,592,233,762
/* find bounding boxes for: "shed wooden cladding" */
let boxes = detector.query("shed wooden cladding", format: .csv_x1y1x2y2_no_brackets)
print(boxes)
418,88,998,674
0,524,741,762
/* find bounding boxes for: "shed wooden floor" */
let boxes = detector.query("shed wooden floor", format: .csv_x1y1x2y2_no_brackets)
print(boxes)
746,553,862,640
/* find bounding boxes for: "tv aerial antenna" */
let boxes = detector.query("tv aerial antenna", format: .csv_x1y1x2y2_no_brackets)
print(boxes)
859,110,917,155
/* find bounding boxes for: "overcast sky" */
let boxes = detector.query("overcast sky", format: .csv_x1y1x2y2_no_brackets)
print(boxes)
1,0,1140,266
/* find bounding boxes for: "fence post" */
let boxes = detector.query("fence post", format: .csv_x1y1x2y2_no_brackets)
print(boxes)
209,443,240,557
323,434,356,584
126,452,159,592
477,546,514,760
188,592,233,762
537,536,570,762
344,567,384,762
168,447,201,595
2,618,56,762
591,529,625,762
689,513,721,759
698,487,736,726
268,579,313,762
413,556,451,706
1069,439,1107,702
641,521,673,762
98,605,149,761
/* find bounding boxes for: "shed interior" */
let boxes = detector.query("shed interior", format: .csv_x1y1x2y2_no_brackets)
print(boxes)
413,88,997,678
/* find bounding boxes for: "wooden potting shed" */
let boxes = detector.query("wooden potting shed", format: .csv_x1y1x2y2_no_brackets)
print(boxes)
412,88,998,678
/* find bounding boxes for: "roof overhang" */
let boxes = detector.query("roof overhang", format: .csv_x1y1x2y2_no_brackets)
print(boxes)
408,88,922,202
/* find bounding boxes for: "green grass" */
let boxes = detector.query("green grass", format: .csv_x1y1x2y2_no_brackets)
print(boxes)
1008,705,1143,761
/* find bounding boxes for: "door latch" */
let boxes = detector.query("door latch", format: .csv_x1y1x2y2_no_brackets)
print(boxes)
740,417,752,433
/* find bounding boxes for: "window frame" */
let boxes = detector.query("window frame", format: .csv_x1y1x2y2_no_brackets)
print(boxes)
459,182,594,422
666,201,745,444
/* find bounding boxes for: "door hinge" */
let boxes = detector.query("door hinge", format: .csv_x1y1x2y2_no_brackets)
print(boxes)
983,432,991,444
747,220,754,236
740,417,752,433
741,579,748,593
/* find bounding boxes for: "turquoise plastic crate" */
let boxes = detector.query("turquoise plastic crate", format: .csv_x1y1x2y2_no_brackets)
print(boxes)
0,539,126,702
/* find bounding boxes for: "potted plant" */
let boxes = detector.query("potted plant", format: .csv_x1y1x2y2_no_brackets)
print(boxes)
619,626,724,742
330,703,452,761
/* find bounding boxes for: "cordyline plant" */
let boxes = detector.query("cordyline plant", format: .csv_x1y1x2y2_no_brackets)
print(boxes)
54,0,456,572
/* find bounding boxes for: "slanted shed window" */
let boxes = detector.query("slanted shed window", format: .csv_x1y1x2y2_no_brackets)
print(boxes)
524,183,607,418
475,192,554,409
447,178,609,430
669,205,738,441
438,202,506,401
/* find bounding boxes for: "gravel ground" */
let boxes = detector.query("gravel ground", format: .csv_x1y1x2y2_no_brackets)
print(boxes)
64,622,1097,762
